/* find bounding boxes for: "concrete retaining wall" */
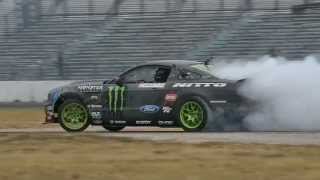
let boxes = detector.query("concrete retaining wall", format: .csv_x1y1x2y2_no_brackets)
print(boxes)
0,81,73,102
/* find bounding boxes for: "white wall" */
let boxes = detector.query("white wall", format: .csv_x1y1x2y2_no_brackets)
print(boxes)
0,81,73,102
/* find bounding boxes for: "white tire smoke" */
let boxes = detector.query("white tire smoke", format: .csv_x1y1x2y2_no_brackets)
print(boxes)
212,55,320,131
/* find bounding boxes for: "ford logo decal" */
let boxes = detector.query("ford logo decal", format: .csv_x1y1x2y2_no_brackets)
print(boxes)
139,105,160,113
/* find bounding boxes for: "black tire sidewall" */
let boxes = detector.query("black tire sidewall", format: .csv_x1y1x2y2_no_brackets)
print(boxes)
58,99,90,132
176,96,209,132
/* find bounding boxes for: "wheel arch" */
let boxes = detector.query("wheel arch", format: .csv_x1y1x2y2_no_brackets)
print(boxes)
174,92,213,121
54,92,84,113
176,93,211,109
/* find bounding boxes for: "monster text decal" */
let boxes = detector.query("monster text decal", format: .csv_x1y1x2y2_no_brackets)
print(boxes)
172,82,227,88
78,85,103,92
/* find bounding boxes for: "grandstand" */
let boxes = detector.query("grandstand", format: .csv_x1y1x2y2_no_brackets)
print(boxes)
185,9,320,60
0,0,320,80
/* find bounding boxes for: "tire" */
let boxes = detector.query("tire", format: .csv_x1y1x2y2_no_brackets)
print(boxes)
58,99,90,132
177,96,209,132
102,124,125,132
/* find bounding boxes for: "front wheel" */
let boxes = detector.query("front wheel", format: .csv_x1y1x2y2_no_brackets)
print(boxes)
177,97,208,132
58,99,90,132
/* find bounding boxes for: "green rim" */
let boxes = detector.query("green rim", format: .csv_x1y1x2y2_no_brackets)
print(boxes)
61,103,88,130
180,101,204,129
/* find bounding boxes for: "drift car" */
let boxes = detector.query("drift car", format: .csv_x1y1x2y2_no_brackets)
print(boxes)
45,60,247,132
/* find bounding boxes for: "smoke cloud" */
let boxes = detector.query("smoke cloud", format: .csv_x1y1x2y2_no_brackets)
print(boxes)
212,55,320,131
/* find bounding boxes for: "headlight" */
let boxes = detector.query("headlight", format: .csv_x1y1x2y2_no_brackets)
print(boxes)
48,88,61,103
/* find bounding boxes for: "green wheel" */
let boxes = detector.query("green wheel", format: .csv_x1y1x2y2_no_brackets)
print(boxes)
58,99,90,132
178,98,208,132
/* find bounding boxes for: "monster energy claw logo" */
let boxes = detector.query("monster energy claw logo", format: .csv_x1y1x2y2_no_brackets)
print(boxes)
108,86,126,112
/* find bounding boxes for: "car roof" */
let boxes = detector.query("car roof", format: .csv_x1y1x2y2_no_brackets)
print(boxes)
143,60,202,67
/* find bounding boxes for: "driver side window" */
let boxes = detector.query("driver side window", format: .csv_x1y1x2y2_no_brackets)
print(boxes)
121,65,171,84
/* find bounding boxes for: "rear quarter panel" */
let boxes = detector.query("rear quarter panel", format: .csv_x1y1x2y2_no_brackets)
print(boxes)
167,79,242,110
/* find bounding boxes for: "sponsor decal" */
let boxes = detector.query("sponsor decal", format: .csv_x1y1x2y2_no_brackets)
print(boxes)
210,100,227,104
165,93,177,102
172,82,227,88
78,85,103,92
108,85,126,113
138,83,166,88
110,120,126,124
164,92,177,106
90,95,99,100
87,104,103,109
136,120,152,125
158,121,174,125
92,119,103,124
139,105,160,113
91,112,101,119
162,106,172,114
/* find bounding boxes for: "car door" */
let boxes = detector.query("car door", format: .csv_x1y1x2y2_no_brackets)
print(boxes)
119,65,171,124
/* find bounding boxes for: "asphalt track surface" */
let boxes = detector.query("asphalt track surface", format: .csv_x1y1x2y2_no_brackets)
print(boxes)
1,126,320,145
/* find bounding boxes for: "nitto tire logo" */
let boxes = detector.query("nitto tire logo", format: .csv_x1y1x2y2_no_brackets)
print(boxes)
108,86,126,113
172,82,227,88
139,105,160,113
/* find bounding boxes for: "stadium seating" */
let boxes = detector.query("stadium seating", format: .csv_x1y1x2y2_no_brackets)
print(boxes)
62,10,241,79
0,15,109,80
0,0,241,80
187,10,320,61
0,0,320,80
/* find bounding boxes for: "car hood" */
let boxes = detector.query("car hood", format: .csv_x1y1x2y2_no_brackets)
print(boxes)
58,79,111,92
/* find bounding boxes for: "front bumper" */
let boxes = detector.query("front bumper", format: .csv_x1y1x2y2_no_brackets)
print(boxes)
44,103,58,124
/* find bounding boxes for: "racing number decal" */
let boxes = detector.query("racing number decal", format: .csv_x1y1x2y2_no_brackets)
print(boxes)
107,86,127,120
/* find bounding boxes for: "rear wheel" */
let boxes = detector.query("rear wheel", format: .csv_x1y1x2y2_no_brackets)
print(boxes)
178,97,207,132
58,99,90,132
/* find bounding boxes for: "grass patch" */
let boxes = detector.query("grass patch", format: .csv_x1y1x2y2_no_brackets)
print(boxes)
0,134,319,180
